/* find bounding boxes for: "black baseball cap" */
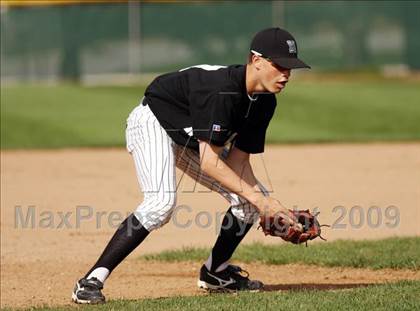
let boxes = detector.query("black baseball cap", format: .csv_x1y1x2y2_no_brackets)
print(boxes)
250,27,310,69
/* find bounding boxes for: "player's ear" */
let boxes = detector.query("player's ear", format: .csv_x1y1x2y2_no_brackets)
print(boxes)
252,54,263,70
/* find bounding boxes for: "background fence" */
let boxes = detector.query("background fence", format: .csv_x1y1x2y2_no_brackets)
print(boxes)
1,0,419,83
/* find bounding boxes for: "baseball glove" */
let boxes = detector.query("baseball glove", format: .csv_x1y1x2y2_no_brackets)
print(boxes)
259,209,328,245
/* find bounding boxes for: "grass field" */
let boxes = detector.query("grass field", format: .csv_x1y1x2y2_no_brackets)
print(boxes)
7,281,419,311
142,237,420,270
2,78,420,149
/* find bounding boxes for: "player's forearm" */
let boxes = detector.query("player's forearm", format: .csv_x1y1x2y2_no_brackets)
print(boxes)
225,155,261,193
224,152,292,218
200,158,264,207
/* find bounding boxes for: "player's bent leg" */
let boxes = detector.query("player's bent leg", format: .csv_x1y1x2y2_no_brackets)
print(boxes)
173,146,266,291
73,100,178,304
129,107,178,231
206,182,268,275
197,208,264,292
73,193,176,304
72,213,149,304
197,197,265,291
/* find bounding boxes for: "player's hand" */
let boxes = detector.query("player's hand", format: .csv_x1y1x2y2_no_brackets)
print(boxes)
255,197,302,231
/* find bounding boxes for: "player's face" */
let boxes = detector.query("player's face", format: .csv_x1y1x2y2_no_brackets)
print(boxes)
259,58,291,93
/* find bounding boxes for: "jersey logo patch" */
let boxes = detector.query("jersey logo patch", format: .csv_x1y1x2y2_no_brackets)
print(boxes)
212,124,221,132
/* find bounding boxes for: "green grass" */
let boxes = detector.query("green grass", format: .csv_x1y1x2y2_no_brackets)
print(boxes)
142,237,420,270
1,85,145,149
1,79,420,149
267,79,420,143
10,280,420,310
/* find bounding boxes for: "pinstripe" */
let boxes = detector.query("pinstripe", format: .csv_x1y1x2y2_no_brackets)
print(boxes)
126,102,177,230
149,119,156,193
144,113,153,189
176,149,223,195
147,117,155,193
176,147,224,194
187,150,230,196
153,121,177,223
189,149,226,193
177,146,234,199
127,102,175,227
126,99,268,230
174,143,266,223
142,126,165,202
136,142,152,192
163,128,176,195
156,120,168,195
126,104,150,192
147,121,167,211
154,118,161,194
145,116,176,227
132,147,148,192
127,101,154,193
183,148,225,192
131,121,152,191
131,146,152,196
145,114,157,193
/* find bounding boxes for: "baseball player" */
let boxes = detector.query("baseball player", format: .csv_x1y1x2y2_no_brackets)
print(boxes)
72,27,310,304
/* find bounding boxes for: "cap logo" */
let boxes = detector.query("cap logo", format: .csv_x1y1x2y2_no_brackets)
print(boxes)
286,40,297,54
212,124,221,132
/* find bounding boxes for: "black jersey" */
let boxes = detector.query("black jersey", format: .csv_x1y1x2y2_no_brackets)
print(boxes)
144,64,276,154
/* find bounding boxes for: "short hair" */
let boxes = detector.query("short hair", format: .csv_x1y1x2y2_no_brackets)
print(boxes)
247,52,253,64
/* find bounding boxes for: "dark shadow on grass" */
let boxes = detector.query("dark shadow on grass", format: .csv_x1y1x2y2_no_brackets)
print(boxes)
262,283,374,291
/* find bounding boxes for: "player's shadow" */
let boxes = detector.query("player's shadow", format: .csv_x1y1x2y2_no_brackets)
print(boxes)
262,283,373,291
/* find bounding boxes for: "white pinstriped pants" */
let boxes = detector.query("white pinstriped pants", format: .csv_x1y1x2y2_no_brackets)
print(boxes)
125,98,269,231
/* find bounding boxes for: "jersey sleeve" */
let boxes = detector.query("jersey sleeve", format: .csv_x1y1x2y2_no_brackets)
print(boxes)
234,126,268,154
234,96,276,154
189,92,235,147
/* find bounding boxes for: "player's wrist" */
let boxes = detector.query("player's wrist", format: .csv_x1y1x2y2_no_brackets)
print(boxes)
247,193,266,209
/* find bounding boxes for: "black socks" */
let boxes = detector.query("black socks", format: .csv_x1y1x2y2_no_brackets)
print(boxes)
209,208,253,272
85,208,253,279
85,213,149,278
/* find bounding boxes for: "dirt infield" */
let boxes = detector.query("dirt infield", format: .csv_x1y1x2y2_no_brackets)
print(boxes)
1,143,419,308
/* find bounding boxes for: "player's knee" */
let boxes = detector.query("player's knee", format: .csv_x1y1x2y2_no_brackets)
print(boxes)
156,193,178,224
135,192,177,231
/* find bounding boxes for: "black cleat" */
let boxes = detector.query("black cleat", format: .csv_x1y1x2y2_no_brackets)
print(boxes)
72,277,105,304
197,264,264,292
